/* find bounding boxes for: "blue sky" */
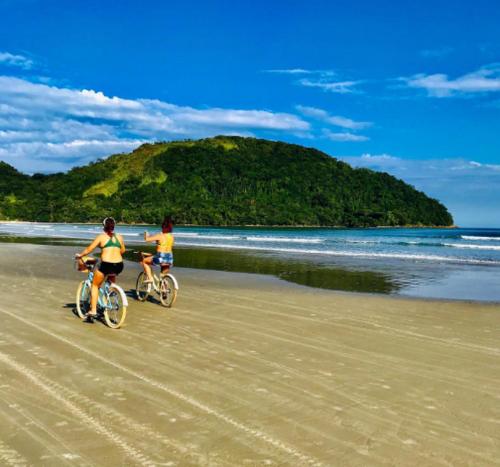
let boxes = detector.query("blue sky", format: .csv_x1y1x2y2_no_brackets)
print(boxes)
0,0,499,226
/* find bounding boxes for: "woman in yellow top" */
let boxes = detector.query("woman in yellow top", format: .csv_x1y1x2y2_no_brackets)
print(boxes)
76,217,125,322
142,217,174,283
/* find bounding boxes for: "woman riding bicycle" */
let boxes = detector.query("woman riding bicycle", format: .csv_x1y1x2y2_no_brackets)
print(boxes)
141,216,174,283
76,217,125,322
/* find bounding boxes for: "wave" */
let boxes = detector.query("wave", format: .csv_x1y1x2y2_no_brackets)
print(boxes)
445,243,500,251
175,240,500,265
174,233,200,237
246,236,324,244
343,239,380,245
461,235,500,241
176,233,241,240
342,239,444,248
59,228,100,234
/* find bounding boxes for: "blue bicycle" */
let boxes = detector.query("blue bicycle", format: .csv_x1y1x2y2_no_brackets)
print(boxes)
75,257,128,329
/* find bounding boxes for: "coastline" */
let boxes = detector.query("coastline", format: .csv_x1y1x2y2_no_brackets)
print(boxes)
1,232,500,304
0,219,458,228
0,242,498,465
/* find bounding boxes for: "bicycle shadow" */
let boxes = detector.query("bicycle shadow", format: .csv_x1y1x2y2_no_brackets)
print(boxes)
63,302,107,326
125,289,161,305
63,302,79,317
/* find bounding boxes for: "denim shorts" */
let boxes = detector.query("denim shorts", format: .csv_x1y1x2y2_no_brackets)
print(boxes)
153,252,173,266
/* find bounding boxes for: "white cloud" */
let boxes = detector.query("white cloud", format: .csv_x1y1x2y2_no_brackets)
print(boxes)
264,68,337,76
404,64,500,97
0,76,310,172
264,68,314,74
338,153,500,227
322,129,369,142
296,105,372,130
0,51,33,70
298,78,360,94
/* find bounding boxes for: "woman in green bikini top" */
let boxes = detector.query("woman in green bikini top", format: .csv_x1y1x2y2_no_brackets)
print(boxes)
76,217,125,322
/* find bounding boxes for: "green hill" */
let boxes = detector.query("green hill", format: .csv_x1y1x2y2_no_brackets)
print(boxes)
0,136,453,227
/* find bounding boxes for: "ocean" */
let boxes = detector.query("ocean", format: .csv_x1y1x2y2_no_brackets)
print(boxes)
1,222,499,302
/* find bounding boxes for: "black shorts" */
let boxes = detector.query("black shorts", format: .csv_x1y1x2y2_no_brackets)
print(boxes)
98,261,124,276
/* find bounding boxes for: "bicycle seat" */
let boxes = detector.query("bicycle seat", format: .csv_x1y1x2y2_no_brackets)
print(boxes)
106,273,117,283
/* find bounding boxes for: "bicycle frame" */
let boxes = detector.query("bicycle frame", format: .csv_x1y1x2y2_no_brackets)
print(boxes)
148,271,179,294
84,271,129,310
75,257,128,329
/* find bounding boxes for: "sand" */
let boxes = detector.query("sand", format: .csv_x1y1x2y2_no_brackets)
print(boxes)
0,243,499,466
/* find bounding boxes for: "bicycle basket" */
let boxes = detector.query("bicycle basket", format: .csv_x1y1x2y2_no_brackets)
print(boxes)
76,256,96,272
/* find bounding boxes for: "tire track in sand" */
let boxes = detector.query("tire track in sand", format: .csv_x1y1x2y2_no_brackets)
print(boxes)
0,333,211,466
126,319,492,466
0,439,27,467
0,307,323,467
0,351,157,467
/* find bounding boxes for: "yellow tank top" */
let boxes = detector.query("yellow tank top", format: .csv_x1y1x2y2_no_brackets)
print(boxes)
157,233,174,253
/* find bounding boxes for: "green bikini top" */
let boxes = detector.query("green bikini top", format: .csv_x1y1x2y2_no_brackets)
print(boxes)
103,234,121,249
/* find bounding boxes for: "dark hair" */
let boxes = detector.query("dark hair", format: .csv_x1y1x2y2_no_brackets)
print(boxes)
161,216,173,233
103,217,115,235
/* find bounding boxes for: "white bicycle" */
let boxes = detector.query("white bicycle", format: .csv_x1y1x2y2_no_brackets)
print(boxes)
135,252,179,307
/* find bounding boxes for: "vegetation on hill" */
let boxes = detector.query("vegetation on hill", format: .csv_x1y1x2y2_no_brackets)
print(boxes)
0,136,453,227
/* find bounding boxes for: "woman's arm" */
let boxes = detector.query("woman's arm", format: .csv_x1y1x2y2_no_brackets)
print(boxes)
143,231,161,243
77,235,101,258
118,234,126,255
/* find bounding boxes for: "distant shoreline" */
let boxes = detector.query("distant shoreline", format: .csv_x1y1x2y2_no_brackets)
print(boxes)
0,219,459,229
1,232,500,304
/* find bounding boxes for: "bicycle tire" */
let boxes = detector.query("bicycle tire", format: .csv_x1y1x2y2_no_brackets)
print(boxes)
159,275,177,308
103,285,127,329
75,280,91,319
135,272,150,302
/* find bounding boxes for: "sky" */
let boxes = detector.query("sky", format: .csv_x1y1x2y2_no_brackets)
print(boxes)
0,0,499,227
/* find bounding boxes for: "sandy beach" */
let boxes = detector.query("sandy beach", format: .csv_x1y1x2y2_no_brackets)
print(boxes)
0,243,499,466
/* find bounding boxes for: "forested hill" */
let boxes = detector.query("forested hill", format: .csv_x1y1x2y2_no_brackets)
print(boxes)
0,136,453,227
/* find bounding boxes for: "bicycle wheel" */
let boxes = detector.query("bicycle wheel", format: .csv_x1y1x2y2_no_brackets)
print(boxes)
103,285,127,329
135,272,150,302
75,280,91,319
159,275,177,308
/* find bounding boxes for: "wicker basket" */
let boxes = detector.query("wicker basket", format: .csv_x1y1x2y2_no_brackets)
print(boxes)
76,258,88,272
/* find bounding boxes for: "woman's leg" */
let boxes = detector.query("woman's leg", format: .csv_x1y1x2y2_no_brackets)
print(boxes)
90,269,105,316
142,256,154,282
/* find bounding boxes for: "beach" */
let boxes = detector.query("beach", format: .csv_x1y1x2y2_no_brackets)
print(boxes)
0,243,499,466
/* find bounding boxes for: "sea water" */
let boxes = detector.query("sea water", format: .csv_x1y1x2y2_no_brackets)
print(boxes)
1,222,499,302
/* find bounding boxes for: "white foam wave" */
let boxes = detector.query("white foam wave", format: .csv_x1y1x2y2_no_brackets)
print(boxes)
246,236,323,244
173,233,242,240
343,239,379,244
174,233,200,237
204,235,241,240
445,243,500,251
461,235,500,241
175,241,500,265
59,228,100,234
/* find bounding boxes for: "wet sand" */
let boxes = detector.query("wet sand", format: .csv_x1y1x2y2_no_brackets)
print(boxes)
0,243,499,466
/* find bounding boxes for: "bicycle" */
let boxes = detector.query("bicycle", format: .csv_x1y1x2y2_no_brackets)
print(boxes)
75,257,128,329
135,252,179,307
